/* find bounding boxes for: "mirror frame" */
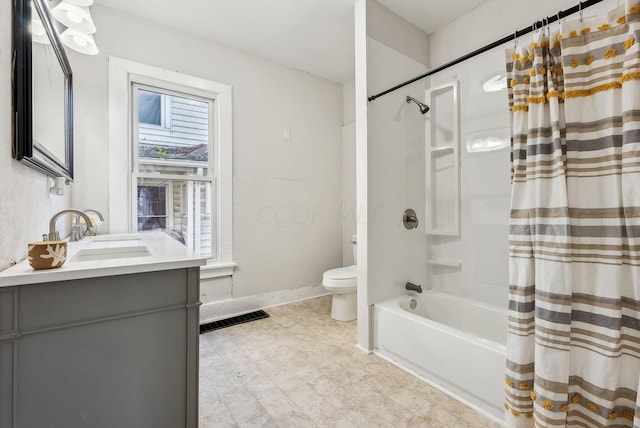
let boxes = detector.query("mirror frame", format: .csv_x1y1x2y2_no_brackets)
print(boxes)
12,0,74,180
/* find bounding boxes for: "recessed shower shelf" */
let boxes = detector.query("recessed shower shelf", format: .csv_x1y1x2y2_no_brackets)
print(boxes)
427,258,462,268
430,146,455,155
425,80,460,237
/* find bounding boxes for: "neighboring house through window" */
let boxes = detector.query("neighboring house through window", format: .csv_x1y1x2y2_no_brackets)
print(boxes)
133,84,214,257
108,57,233,270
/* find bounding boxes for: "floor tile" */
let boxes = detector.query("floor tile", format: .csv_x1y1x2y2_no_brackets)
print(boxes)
199,295,501,427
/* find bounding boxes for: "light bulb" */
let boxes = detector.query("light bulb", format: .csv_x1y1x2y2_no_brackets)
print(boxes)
73,35,88,46
32,23,46,36
67,10,83,23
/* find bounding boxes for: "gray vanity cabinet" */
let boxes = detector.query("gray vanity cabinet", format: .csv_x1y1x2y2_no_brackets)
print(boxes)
0,267,200,428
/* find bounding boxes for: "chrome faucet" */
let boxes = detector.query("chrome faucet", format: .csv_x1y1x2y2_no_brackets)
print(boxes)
48,209,94,241
405,282,423,293
83,209,104,220
75,209,105,238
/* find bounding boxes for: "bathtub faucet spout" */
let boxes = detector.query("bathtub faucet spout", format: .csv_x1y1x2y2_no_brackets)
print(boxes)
405,282,423,293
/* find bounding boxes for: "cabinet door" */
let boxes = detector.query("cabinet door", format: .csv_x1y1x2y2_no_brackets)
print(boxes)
12,268,200,428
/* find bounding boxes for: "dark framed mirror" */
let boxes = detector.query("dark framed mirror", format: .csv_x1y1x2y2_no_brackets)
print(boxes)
12,0,74,180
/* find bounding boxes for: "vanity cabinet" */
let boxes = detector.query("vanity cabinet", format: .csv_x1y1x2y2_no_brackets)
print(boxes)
0,260,201,427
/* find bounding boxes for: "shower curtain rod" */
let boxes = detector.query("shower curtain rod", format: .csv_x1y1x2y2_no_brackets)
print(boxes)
367,0,606,102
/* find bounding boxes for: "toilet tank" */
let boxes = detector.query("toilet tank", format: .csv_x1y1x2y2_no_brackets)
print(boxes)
351,234,357,265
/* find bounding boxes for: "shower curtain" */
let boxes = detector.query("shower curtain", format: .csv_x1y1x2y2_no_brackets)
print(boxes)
504,2,640,427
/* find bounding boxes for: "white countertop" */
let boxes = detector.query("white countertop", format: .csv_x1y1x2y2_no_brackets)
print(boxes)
0,231,208,287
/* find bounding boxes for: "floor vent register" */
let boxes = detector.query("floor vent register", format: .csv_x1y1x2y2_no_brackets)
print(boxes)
199,310,270,334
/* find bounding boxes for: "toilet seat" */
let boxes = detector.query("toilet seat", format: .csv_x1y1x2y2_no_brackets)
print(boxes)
322,265,357,321
322,265,357,288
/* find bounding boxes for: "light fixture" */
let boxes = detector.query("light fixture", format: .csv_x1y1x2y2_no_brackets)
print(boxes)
482,74,507,92
31,14,50,44
60,28,99,55
51,1,96,34
65,0,94,6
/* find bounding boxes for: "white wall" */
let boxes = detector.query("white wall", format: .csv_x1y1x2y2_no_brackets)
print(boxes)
0,1,70,271
366,36,428,306
427,0,619,306
354,0,370,350
429,0,618,66
69,5,344,316
355,0,429,350
342,80,356,266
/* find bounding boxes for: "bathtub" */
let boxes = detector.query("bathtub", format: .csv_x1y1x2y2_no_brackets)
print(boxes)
373,290,507,422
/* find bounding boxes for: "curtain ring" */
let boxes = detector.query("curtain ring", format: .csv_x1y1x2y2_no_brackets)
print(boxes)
544,17,550,38
579,2,583,22
514,31,519,48
557,11,563,31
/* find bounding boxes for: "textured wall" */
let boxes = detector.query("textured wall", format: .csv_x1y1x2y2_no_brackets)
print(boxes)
0,1,70,271
68,5,344,300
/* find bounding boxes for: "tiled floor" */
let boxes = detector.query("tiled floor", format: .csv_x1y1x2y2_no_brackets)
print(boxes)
199,296,501,428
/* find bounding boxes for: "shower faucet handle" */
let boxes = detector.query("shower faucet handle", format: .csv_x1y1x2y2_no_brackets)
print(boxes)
403,209,419,230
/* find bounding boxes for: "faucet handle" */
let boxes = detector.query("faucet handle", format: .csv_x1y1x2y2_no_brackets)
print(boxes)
70,224,85,242
44,231,60,241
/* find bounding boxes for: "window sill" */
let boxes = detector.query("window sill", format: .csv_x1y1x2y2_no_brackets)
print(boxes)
200,262,236,280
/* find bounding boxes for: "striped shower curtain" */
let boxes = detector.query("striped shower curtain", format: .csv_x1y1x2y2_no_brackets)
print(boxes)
504,2,640,427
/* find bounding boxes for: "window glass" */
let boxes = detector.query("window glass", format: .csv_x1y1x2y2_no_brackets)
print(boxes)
137,185,166,230
136,178,213,258
133,84,215,259
136,87,209,176
138,90,162,125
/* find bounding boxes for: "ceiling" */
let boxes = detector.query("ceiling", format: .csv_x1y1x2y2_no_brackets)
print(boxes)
93,0,490,83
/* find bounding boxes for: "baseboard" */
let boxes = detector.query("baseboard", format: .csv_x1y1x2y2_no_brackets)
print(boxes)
355,343,372,354
200,284,330,324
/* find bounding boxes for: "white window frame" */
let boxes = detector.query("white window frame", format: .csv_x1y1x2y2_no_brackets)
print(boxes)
108,57,234,272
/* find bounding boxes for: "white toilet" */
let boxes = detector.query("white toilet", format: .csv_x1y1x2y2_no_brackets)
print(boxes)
322,234,357,321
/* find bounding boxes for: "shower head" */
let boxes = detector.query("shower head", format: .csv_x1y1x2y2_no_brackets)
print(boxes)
406,96,430,114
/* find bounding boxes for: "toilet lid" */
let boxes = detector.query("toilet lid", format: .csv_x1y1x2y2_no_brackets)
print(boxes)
323,265,357,287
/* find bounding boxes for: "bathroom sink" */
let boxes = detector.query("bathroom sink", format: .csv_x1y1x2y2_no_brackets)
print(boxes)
90,234,142,243
70,246,151,262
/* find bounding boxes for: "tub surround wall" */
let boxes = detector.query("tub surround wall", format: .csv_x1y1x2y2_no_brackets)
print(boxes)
0,1,71,271
426,0,618,307
427,49,511,307
69,5,343,316
355,0,429,350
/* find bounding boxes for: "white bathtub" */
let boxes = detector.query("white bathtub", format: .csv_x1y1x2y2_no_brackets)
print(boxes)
373,290,507,423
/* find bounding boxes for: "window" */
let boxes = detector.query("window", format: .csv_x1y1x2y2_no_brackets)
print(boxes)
108,57,233,268
132,84,215,257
